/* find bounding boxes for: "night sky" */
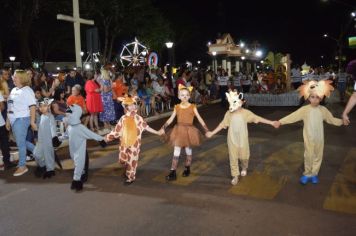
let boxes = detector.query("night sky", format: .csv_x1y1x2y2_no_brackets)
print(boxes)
154,0,356,67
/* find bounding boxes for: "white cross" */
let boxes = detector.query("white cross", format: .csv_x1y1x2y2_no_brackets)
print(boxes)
57,0,94,68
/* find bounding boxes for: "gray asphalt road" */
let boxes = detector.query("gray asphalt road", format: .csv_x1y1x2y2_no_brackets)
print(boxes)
1,98,356,236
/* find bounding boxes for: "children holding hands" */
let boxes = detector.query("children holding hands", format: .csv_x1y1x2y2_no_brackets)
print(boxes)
160,84,209,181
106,95,163,185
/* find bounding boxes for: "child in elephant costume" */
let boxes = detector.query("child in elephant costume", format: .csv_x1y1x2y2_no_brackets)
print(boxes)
66,104,107,191
33,98,61,179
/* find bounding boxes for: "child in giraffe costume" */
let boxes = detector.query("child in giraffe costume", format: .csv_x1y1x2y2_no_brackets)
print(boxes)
206,90,277,185
106,96,163,185
275,80,345,185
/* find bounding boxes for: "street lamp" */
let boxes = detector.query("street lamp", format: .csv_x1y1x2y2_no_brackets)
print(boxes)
323,33,342,71
255,50,262,57
211,51,217,73
165,42,173,49
165,41,174,78
9,56,15,71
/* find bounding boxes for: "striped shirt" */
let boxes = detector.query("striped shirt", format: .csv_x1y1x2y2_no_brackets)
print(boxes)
217,76,229,86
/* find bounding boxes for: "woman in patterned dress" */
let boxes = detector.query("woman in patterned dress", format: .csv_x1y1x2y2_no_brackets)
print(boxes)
99,68,116,132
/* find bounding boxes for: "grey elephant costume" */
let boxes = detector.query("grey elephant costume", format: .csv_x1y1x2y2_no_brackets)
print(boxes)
66,104,106,191
34,98,59,178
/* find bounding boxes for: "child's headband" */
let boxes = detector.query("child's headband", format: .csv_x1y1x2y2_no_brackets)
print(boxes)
178,84,193,92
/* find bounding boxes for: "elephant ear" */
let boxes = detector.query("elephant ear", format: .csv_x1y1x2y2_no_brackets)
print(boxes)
238,93,244,100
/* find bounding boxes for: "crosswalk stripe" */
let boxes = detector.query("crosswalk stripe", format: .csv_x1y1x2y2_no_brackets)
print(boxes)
93,140,172,177
58,134,162,170
229,142,304,199
323,148,356,214
153,137,268,186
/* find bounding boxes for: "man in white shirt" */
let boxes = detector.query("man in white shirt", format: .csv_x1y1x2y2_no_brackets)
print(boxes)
217,70,229,106
337,68,350,102
291,66,302,89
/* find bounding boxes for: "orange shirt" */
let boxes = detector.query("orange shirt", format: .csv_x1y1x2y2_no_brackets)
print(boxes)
112,80,128,99
67,95,86,112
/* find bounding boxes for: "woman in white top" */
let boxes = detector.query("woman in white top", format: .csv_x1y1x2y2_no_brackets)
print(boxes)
6,70,37,176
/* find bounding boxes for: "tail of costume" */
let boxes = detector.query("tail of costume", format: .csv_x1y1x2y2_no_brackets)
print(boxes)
54,152,63,169
81,151,89,183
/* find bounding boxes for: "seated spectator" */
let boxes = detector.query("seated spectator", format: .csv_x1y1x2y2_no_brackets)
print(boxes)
38,72,54,98
51,89,67,121
137,82,151,116
272,78,286,94
249,80,259,94
67,84,89,126
259,80,269,93
146,81,159,116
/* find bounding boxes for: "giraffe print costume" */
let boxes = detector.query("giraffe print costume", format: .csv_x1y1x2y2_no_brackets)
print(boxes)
107,110,148,181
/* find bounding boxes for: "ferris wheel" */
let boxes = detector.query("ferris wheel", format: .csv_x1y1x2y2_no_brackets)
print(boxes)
120,38,149,67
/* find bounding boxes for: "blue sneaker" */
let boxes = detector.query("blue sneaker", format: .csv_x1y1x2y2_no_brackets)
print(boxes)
310,176,319,184
299,175,309,185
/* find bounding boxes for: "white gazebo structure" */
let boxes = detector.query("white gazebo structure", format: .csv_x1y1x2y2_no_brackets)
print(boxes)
207,33,262,75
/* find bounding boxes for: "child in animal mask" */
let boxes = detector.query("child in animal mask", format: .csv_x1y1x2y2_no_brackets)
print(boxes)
206,91,277,185
33,98,61,179
274,80,344,185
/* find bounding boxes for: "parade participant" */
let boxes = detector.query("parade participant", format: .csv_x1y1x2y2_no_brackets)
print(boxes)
33,98,60,179
65,104,106,191
106,96,163,185
160,84,209,181
275,80,344,184
206,91,276,185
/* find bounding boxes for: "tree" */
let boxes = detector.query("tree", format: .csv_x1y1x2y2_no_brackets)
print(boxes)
1,0,71,67
82,0,173,64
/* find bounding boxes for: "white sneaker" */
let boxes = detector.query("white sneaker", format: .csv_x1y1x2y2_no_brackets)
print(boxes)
231,176,239,185
241,169,247,177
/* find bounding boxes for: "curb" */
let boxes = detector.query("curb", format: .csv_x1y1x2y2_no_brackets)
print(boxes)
144,99,221,123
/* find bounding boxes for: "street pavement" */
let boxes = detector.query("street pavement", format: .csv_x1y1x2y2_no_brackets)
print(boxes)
1,92,356,236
